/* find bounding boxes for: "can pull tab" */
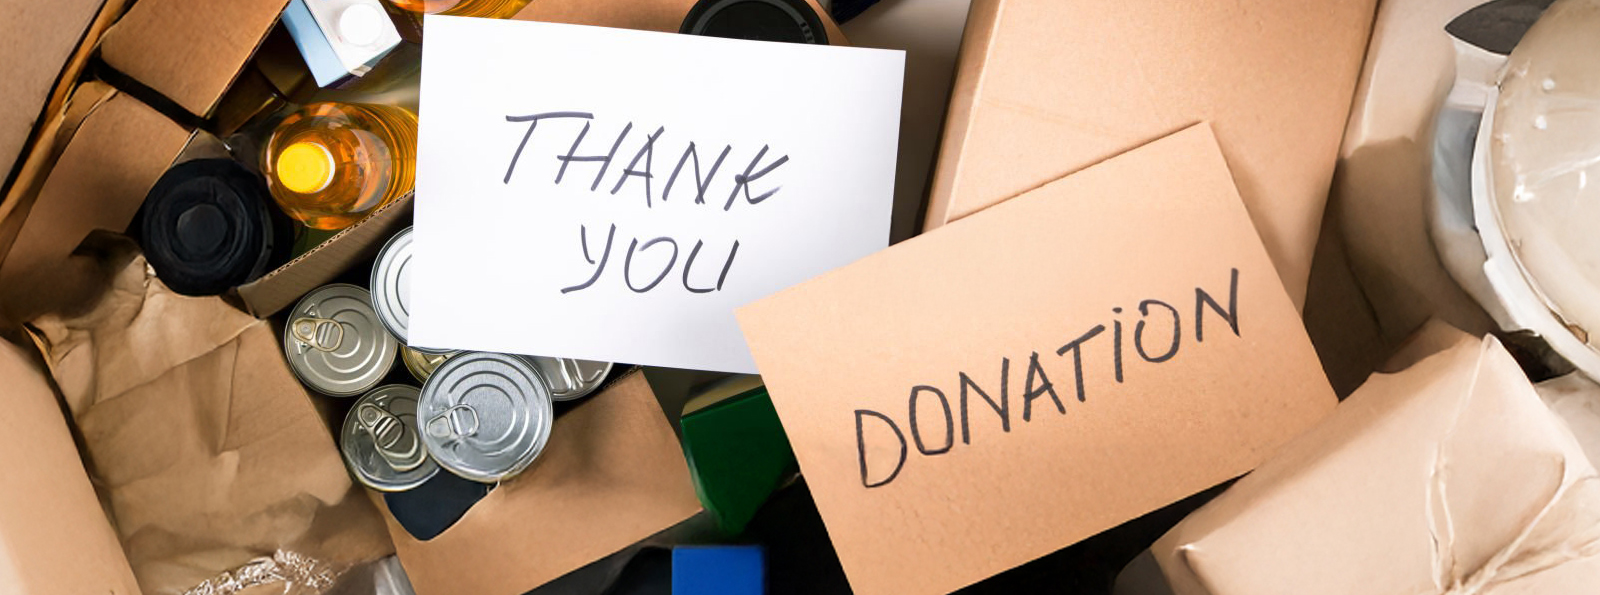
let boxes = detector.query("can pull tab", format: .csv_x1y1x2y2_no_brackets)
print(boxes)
356,403,426,472
426,405,480,441
291,317,345,352
551,358,584,394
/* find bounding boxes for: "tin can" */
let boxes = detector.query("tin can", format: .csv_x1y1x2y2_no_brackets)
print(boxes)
402,347,458,383
418,352,554,482
519,356,613,401
283,283,399,397
370,226,452,354
341,384,438,492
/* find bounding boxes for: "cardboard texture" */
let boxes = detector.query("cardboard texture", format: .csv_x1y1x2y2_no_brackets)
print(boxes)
925,0,1377,309
0,0,104,190
98,0,290,118
26,250,393,595
1153,329,1600,595
513,0,846,43
1326,0,1497,358
236,194,414,317
737,124,1335,595
0,339,141,594
0,86,191,328
380,372,702,595
0,82,117,273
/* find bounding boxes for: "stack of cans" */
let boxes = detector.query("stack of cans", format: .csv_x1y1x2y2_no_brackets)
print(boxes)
281,226,615,492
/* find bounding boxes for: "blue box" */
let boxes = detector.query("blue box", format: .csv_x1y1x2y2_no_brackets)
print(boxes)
672,546,764,595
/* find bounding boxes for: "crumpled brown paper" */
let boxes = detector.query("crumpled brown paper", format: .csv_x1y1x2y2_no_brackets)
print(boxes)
1153,324,1600,595
25,245,393,595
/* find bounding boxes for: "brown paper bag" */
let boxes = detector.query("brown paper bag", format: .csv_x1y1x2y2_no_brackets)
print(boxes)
1154,326,1600,594
26,246,392,595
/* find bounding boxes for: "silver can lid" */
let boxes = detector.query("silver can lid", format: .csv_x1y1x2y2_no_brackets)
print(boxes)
418,352,553,482
283,284,398,397
371,228,414,343
519,356,613,401
340,384,439,492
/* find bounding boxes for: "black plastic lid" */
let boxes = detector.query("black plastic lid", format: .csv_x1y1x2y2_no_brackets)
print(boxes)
680,0,828,45
139,159,289,296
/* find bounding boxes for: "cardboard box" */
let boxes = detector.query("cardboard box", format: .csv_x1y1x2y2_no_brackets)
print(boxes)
738,124,1335,595
0,0,120,194
98,0,290,119
926,0,1377,309
0,82,194,327
379,372,702,595
1153,326,1600,595
0,338,140,594
25,251,394,594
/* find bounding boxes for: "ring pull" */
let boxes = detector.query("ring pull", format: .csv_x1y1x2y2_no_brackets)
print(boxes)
356,403,425,472
426,404,480,440
291,317,345,352
553,358,584,395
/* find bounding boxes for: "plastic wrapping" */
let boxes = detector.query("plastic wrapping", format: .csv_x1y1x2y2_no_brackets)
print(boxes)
183,551,339,595
1433,0,1600,380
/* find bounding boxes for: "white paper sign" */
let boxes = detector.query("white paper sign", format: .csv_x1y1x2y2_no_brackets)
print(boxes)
410,16,904,373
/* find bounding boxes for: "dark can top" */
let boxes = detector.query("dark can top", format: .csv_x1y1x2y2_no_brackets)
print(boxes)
680,0,829,45
138,159,292,296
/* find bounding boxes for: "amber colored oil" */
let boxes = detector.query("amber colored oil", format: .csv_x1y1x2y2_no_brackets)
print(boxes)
387,0,530,18
263,102,417,230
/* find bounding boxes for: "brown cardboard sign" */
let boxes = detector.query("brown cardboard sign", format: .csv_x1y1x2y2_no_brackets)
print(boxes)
737,124,1335,595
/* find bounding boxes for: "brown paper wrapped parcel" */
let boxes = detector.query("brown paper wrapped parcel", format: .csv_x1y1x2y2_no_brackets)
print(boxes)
1154,332,1600,594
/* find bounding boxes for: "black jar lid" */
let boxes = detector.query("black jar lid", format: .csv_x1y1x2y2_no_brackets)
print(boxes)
139,159,288,296
680,0,829,45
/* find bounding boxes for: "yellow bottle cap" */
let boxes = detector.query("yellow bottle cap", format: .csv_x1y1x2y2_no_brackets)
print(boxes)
277,141,336,194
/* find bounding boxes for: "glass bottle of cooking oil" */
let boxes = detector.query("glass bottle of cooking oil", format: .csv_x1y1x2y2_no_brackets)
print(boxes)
263,102,417,230
387,0,530,18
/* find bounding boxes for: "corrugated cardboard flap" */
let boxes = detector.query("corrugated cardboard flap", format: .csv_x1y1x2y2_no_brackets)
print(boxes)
381,371,702,595
236,193,415,317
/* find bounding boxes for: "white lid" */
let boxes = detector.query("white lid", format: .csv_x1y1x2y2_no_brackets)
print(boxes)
337,3,388,47
1476,0,1600,379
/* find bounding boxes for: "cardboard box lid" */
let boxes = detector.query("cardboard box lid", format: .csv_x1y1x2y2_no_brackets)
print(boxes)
98,0,289,118
0,340,141,595
925,0,1377,309
235,193,415,317
0,0,109,192
380,371,702,595
0,86,192,327
737,124,1336,595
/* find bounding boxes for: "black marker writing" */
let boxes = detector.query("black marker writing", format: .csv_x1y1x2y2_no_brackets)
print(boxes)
854,268,1245,489
502,112,789,296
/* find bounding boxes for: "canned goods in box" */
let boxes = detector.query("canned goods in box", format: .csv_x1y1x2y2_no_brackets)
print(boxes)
418,352,553,482
519,356,613,401
403,347,458,383
284,284,398,397
341,384,438,492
